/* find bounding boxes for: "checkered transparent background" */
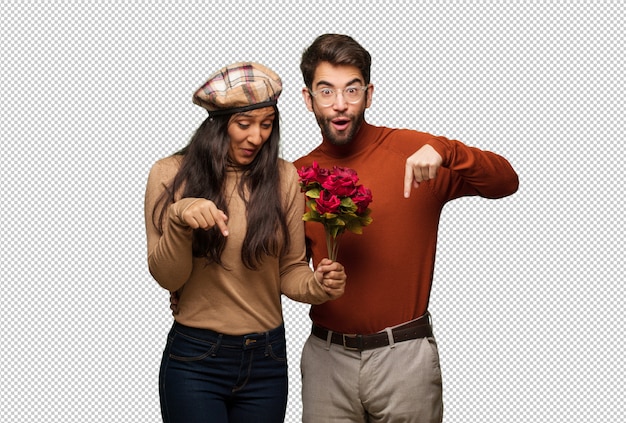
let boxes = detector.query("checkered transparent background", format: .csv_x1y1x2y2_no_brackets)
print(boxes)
1,1,623,422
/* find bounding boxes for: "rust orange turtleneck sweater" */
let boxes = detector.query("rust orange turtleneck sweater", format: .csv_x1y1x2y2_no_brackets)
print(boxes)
294,122,518,334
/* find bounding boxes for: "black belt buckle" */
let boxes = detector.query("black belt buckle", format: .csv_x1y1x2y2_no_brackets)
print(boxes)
342,333,361,351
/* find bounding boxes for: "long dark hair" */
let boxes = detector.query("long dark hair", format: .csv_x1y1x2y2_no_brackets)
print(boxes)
153,107,290,270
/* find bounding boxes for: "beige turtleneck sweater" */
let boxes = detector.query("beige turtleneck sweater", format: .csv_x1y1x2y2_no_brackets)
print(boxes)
145,155,329,335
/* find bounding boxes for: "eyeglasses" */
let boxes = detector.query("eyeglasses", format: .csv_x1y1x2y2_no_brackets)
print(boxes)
308,85,368,107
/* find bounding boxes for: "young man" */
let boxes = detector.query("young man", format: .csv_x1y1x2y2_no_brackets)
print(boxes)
294,34,519,422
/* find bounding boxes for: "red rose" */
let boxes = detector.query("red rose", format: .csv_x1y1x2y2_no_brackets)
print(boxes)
298,161,329,189
316,190,341,214
322,166,359,197
352,185,373,214
332,166,359,182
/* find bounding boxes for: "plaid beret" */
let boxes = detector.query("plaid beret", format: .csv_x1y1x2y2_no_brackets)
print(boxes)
193,61,282,116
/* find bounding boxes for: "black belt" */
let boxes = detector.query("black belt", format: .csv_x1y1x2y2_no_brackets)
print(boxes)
312,314,433,351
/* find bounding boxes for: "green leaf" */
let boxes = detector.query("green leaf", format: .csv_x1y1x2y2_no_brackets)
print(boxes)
302,211,321,222
360,215,373,226
305,188,321,199
340,197,357,213
326,217,345,226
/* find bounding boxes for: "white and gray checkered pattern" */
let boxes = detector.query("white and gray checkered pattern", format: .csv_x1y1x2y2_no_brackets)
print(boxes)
1,1,623,422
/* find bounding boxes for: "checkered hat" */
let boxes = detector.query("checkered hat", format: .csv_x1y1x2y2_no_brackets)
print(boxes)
193,61,282,116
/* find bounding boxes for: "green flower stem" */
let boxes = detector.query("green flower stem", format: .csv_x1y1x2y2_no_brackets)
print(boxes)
326,231,341,261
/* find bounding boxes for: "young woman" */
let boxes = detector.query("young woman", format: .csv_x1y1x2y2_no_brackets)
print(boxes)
144,62,346,423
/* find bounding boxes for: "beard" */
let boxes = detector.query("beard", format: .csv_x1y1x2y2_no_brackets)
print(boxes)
315,111,365,146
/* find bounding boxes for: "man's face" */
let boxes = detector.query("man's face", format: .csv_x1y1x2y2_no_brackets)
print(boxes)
303,62,373,146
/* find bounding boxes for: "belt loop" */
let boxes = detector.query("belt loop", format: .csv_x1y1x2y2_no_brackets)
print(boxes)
325,330,333,351
384,327,395,349
264,331,270,356
212,334,223,357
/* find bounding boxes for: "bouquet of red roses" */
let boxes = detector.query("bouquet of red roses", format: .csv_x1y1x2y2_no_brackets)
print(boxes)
297,161,373,261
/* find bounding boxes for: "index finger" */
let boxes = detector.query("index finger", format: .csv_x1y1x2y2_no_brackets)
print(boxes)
404,161,415,198
212,210,229,236
316,260,341,274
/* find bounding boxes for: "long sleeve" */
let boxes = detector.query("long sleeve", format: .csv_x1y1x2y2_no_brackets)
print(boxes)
276,161,330,304
427,135,519,200
144,156,196,291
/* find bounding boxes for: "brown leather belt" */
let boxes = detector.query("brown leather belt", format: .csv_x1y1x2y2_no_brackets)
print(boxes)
311,314,433,351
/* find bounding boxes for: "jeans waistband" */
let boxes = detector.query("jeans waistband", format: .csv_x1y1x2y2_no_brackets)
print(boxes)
172,321,285,349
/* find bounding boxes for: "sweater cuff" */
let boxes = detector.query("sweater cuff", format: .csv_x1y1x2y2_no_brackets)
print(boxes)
169,198,203,227
311,272,331,303
426,136,451,167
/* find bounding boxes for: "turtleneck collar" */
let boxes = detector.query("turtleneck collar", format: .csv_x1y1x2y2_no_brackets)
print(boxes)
318,121,375,159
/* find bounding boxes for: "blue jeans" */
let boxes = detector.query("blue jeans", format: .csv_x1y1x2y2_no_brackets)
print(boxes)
159,321,288,423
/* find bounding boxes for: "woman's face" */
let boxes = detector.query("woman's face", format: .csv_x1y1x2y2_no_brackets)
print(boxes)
227,106,276,166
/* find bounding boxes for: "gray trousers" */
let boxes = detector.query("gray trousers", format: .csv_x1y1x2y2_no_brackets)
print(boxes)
301,328,443,422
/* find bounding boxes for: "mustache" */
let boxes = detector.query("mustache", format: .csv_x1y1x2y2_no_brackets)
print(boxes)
327,113,353,121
